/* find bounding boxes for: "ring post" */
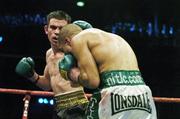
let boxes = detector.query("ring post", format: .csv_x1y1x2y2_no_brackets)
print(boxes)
22,94,31,119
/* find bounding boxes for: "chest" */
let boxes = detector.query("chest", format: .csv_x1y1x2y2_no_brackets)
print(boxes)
47,53,64,75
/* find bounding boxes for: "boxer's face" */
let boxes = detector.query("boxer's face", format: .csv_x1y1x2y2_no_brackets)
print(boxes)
44,18,68,48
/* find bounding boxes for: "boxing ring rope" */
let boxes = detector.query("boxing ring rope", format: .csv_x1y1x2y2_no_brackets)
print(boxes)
0,88,180,119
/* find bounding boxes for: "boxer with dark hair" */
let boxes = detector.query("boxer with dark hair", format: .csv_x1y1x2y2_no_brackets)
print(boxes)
16,10,92,119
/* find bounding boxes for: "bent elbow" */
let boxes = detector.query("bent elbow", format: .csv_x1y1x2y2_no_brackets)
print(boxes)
87,76,100,89
89,83,99,89
81,73,100,89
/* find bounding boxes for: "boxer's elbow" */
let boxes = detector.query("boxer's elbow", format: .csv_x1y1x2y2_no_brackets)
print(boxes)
38,82,52,91
36,75,52,91
80,73,100,89
89,78,100,89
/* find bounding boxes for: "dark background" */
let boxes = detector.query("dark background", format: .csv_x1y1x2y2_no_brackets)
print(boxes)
0,0,180,118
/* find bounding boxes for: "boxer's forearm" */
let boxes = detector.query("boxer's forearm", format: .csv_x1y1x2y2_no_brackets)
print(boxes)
32,73,51,91
78,73,99,89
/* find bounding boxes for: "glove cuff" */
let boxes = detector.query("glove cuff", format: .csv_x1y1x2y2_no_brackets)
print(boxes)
28,72,39,84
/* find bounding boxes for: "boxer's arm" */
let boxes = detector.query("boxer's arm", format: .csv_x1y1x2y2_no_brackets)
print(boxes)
33,49,52,91
71,37,100,89
34,65,51,90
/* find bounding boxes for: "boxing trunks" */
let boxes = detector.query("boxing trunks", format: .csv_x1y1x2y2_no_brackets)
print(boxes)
85,70,157,119
54,88,89,119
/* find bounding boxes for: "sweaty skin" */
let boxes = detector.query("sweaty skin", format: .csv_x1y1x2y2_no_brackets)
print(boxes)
59,26,139,89
73,29,139,89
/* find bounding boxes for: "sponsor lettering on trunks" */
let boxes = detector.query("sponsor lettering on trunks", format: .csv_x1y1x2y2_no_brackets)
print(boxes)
111,92,152,115
106,72,144,86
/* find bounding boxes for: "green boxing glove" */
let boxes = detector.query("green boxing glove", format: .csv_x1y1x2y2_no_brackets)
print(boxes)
73,20,93,30
59,54,77,80
15,57,35,78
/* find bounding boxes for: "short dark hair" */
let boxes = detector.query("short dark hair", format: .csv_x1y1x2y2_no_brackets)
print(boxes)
46,10,72,25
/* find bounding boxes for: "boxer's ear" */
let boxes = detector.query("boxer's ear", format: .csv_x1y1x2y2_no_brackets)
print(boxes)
64,37,71,46
44,25,48,35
